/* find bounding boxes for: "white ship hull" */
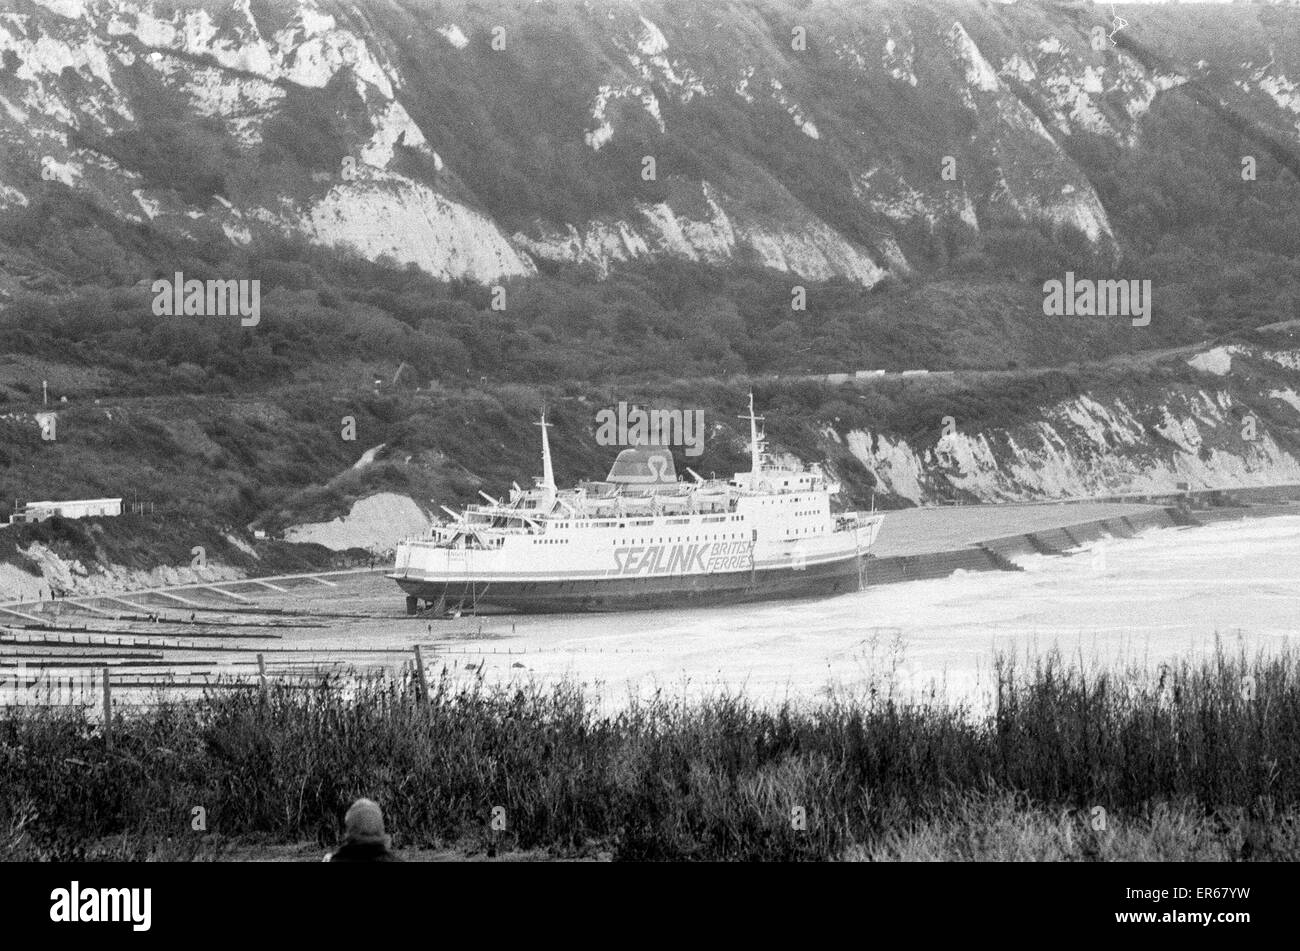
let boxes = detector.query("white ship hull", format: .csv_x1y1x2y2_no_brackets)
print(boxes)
389,396,885,615
392,511,883,614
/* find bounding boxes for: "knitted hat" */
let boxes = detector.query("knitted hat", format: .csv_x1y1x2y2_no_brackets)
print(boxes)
343,798,389,846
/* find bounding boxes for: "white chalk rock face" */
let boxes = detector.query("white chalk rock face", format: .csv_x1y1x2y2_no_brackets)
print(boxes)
359,100,433,168
841,358,1300,506
514,184,887,286
948,21,1001,93
306,171,535,283
2,0,1297,289
1,0,524,284
286,493,433,553
1187,346,1241,376
8,541,242,600
437,24,469,49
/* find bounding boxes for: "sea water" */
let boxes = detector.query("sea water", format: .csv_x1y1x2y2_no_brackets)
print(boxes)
410,515,1300,709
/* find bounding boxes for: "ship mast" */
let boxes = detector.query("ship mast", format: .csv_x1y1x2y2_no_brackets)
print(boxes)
536,411,556,500
739,392,765,491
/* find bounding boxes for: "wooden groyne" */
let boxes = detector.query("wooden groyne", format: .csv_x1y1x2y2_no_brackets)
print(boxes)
2,494,1296,705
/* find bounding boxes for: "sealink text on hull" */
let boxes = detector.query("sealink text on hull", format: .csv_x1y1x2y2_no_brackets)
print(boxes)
389,397,884,615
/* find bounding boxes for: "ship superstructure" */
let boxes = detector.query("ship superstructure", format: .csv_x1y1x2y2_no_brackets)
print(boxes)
390,396,884,613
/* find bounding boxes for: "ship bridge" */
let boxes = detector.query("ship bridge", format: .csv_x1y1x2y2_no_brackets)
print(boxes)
728,393,838,495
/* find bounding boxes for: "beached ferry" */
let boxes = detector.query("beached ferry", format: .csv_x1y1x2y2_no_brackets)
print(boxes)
390,396,883,613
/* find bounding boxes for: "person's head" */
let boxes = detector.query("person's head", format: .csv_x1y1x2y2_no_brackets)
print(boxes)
343,798,390,849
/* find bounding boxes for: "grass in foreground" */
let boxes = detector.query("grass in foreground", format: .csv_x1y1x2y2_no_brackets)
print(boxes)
2,642,1298,861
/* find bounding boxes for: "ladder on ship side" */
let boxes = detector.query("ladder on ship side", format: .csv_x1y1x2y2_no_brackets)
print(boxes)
748,527,757,591
468,582,489,616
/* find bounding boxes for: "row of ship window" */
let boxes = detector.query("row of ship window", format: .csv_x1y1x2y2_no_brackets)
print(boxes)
548,515,745,529
530,534,748,545
615,533,747,545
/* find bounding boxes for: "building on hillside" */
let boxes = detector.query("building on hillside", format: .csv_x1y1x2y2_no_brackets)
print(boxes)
7,498,123,525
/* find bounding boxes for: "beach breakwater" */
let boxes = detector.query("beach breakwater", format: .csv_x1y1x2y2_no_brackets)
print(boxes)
866,505,1206,586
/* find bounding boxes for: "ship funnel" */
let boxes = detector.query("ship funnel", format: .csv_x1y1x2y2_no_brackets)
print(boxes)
607,446,677,485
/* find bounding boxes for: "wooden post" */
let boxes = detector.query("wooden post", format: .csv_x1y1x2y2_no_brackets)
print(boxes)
413,645,429,710
257,653,267,694
102,667,112,751
856,527,864,591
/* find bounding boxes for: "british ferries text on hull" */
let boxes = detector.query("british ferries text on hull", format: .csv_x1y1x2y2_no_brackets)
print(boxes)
390,396,884,614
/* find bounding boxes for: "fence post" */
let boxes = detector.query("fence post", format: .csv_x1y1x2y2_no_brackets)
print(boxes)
102,667,113,751
257,653,267,695
414,645,430,710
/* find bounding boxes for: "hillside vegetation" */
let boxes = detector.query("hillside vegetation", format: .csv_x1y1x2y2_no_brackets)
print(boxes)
3,644,1297,861
2,0,1300,573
